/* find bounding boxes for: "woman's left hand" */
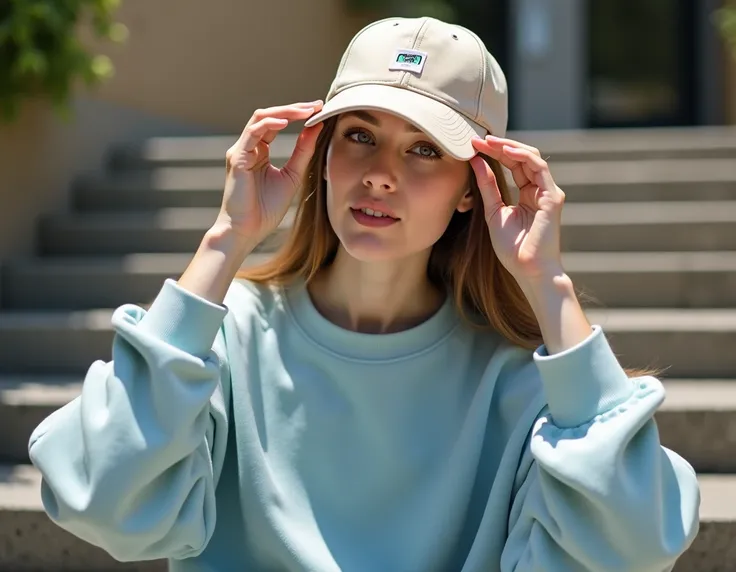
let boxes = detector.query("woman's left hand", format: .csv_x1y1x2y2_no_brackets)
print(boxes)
469,135,566,283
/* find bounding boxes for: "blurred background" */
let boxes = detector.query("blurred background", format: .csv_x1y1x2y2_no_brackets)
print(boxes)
1,1,736,571
0,0,734,258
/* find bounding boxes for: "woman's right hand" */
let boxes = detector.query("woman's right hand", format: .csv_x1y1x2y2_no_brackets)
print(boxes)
218,101,325,245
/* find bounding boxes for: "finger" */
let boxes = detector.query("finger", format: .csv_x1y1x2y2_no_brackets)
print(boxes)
472,138,532,185
471,136,538,159
470,155,505,220
260,102,324,145
246,107,316,132
508,162,533,190
483,135,542,157
502,146,557,191
282,123,325,182
242,117,290,153
517,181,540,209
262,129,280,145
250,101,323,124
237,103,321,145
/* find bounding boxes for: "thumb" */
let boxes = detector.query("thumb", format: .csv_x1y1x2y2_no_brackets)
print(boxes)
470,155,505,221
282,123,324,183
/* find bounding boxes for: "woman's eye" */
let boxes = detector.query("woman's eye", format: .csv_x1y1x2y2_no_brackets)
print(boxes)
347,130,373,144
411,143,441,159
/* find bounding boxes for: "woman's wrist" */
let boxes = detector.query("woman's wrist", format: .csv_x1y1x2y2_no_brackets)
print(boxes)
177,223,258,305
204,221,260,263
518,271,592,355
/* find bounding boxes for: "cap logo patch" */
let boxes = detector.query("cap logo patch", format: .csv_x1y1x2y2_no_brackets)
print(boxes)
389,49,428,74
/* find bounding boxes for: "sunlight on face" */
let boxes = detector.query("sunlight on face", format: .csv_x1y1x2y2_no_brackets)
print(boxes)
324,110,473,263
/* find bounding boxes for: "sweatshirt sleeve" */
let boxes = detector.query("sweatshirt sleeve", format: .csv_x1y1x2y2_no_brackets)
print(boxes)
28,279,231,562
501,326,700,571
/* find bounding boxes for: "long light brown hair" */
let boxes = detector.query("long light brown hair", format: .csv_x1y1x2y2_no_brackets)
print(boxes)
236,116,660,375
237,116,541,348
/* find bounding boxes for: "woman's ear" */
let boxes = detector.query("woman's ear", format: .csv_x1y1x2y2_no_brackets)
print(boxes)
456,188,474,213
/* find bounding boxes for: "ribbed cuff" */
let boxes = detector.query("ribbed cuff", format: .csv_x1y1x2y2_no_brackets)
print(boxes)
533,326,634,428
138,279,228,357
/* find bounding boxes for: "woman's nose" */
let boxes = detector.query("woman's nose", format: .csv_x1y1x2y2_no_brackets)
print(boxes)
362,153,398,193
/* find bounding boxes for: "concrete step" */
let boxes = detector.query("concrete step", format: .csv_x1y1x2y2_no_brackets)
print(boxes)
1,376,734,472
1,255,188,310
72,180,736,212
39,202,736,256
39,207,294,256
78,158,736,203
520,126,736,163
5,251,736,311
0,465,164,570
0,309,116,374
567,252,736,308
587,309,736,377
682,475,736,572
74,186,223,211
107,127,736,169
0,305,733,374
1,253,271,310
560,201,736,252
656,380,736,474
109,134,297,169
0,462,729,571
0,376,80,463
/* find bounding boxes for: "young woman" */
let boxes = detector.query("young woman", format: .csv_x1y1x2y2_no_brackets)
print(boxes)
29,16,699,571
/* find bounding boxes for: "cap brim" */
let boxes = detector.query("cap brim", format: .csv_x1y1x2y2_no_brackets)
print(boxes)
304,84,487,160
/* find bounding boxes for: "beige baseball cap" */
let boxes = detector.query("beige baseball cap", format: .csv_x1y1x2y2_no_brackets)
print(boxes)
304,16,508,160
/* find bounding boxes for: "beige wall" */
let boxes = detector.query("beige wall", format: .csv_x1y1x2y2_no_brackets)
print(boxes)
0,97,212,260
0,0,374,261
86,0,374,131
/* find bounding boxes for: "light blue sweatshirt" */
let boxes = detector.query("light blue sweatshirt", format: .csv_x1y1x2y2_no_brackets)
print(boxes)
29,278,699,571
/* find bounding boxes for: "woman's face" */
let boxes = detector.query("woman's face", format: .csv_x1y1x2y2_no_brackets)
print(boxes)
324,110,473,263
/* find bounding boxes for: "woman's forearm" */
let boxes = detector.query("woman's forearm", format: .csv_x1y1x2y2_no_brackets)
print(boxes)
178,222,259,305
518,270,592,354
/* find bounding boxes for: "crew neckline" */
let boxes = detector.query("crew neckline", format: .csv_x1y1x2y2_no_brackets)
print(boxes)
281,280,460,362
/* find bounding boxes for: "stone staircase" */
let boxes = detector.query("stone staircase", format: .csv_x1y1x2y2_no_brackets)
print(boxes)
1,126,736,571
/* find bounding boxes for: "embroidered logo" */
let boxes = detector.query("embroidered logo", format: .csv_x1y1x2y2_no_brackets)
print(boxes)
389,49,428,74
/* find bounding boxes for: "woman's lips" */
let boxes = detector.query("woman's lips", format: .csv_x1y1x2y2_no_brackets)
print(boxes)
350,208,399,228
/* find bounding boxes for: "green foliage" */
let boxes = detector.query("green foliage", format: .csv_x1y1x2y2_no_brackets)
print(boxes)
715,2,736,57
0,0,127,123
